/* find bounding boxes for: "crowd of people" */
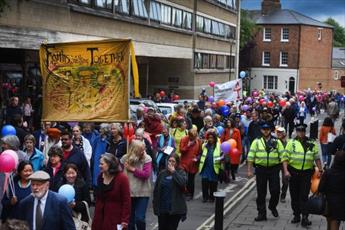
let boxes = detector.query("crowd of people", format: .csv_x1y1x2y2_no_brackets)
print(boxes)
0,88,344,230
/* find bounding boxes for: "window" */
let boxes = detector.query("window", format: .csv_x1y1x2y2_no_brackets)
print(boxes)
229,26,236,39
264,75,278,90
161,4,171,24
196,16,204,32
96,0,113,9
202,54,210,68
172,8,182,27
318,29,322,40
210,54,217,68
194,53,202,69
262,51,270,66
281,28,289,41
263,28,271,41
115,0,129,14
280,52,288,66
150,1,161,21
204,18,211,33
217,55,225,69
218,23,225,37
211,21,220,35
182,11,192,30
132,0,148,18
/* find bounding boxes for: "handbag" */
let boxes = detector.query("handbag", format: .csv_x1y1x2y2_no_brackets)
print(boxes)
305,193,327,215
73,201,92,230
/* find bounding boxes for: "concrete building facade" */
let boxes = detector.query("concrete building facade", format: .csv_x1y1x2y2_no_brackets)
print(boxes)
0,0,240,103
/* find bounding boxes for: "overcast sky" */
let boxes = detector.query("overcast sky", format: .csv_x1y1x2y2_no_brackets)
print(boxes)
241,0,345,27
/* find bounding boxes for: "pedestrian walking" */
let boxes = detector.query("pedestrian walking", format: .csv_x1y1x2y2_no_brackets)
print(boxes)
199,131,221,203
44,146,65,192
247,122,285,221
318,151,345,230
16,170,76,230
319,117,336,167
282,124,323,227
23,134,45,172
153,155,187,230
121,140,152,230
92,153,131,230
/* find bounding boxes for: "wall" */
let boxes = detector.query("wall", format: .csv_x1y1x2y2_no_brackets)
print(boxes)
298,26,333,90
329,68,345,93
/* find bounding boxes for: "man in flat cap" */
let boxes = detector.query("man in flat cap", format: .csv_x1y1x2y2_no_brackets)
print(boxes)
16,171,75,230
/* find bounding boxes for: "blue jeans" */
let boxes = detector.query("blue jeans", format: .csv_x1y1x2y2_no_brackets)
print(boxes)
242,136,250,162
129,197,149,230
321,143,331,166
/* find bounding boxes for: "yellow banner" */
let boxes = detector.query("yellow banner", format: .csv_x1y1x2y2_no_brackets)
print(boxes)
40,39,134,122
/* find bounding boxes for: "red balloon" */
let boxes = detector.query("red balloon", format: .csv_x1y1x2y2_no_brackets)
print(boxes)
229,148,241,165
209,81,216,87
217,100,225,107
279,100,286,107
173,95,180,101
259,99,266,105
0,153,16,173
159,91,166,97
228,138,237,149
212,102,218,109
299,96,304,101
267,101,274,108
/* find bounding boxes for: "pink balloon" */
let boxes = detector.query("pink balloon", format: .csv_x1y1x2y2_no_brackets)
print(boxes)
0,153,16,173
209,81,216,87
1,150,19,167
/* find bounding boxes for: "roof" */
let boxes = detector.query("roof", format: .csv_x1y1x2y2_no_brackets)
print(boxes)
253,9,333,28
332,47,345,69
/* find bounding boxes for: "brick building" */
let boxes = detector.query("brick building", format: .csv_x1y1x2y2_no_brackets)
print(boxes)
330,47,345,92
241,0,334,94
0,0,240,105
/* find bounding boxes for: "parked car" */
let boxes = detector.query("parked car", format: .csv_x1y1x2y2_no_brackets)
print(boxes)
130,98,168,123
157,103,177,120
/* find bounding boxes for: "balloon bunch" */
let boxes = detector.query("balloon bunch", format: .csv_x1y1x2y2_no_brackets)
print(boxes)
220,139,241,164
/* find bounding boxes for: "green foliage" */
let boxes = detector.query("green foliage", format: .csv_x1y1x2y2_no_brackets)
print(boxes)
324,18,345,47
240,10,259,50
0,0,9,16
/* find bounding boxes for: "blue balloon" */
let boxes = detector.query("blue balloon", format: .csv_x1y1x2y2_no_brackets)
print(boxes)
1,125,16,137
58,184,75,203
216,126,224,136
219,105,230,116
240,71,246,78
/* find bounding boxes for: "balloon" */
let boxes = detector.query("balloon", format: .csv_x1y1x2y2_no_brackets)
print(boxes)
239,71,246,78
220,142,231,154
259,99,266,105
2,150,19,167
267,101,274,108
216,126,224,136
58,184,75,203
312,107,316,112
173,95,180,101
228,138,237,149
279,100,286,107
211,102,218,109
220,105,230,117
1,125,16,137
209,81,216,87
159,91,166,97
217,100,225,107
246,97,253,104
310,168,320,193
67,122,78,128
299,96,304,101
252,91,259,97
0,154,16,173
241,105,249,111
229,148,241,165
208,96,214,103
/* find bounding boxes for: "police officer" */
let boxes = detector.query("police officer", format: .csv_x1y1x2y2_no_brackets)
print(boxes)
282,124,323,227
247,122,285,221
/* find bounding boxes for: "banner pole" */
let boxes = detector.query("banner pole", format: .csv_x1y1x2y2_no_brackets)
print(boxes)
128,41,132,122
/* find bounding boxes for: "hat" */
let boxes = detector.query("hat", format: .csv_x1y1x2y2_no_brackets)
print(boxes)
276,126,286,133
234,113,241,118
295,124,307,131
28,171,50,181
262,107,268,111
260,122,271,129
1,135,20,151
47,128,61,139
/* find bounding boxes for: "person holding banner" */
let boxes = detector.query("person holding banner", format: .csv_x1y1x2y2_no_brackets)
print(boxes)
1,161,33,222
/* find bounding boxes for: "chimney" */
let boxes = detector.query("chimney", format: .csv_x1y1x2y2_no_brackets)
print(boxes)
261,0,281,15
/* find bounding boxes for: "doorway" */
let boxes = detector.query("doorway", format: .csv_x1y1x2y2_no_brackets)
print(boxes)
289,77,295,94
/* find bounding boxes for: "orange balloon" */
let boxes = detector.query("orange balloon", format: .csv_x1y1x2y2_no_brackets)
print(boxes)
228,138,237,149
217,100,225,107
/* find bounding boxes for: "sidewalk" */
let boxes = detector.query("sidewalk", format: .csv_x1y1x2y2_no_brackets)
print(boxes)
224,188,344,230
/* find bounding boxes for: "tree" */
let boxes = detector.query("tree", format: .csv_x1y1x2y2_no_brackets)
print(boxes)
240,10,260,50
0,0,9,17
324,18,345,47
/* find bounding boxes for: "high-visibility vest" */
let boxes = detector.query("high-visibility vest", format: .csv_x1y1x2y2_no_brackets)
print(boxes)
282,138,319,170
247,137,284,167
199,142,221,174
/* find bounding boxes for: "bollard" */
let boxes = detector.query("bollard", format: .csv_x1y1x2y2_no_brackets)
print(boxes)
214,191,226,230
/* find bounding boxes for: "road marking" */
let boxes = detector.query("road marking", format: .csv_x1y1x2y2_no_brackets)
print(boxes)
196,177,256,230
